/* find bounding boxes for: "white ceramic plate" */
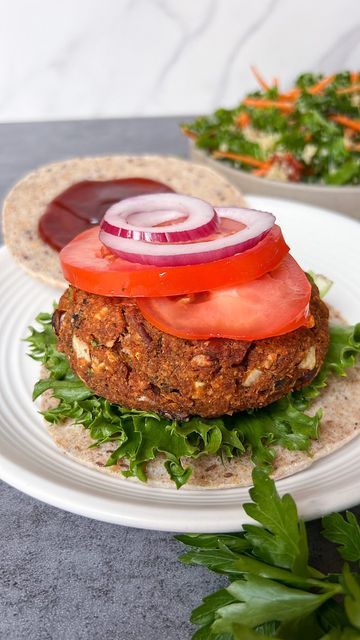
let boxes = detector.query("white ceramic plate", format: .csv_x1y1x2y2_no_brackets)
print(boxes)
0,196,359,532
190,142,360,220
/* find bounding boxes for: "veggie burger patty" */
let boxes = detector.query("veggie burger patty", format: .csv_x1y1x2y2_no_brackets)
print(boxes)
54,284,329,419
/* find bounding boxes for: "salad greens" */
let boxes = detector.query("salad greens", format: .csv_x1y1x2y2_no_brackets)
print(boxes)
308,273,333,300
182,70,360,185
177,469,360,639
26,312,360,488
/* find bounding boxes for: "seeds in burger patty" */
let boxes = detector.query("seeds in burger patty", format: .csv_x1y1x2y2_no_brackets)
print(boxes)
55,284,329,419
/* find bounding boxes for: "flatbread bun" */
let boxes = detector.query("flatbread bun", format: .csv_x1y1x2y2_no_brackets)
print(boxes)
7,156,357,488
2,154,246,288
40,308,360,489
41,364,360,489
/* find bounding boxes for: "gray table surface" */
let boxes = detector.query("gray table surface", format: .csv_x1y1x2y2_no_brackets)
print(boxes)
0,117,359,640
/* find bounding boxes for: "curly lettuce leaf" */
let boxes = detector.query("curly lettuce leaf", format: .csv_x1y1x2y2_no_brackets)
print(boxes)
294,322,360,408
26,313,360,488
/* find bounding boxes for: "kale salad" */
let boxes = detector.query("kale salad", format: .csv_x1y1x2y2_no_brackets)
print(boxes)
182,70,360,186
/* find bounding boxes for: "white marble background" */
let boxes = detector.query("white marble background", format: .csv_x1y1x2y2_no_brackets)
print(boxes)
0,0,359,122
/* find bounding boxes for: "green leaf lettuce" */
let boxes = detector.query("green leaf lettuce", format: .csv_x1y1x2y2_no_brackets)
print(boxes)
26,313,360,488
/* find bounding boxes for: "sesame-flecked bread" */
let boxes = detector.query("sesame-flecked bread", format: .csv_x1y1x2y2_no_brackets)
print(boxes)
2,155,246,288
42,361,360,489
40,304,360,490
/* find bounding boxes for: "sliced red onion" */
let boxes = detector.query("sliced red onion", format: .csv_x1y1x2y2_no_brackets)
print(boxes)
100,193,219,243
99,205,275,267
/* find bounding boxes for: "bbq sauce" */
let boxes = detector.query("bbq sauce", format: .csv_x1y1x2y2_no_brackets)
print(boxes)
38,178,174,251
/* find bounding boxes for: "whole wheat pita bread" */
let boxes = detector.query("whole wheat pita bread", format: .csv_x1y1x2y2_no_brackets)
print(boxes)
11,159,356,488
42,363,360,489
2,155,246,288
40,306,360,489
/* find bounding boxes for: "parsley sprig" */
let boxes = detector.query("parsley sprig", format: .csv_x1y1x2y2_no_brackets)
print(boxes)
177,469,360,639
26,313,360,488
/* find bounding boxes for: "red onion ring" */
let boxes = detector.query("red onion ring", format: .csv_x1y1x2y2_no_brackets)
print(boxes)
99,203,275,267
100,193,219,243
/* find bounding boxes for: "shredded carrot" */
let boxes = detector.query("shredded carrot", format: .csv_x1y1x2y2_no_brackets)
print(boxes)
252,164,271,176
250,65,270,92
329,114,360,133
308,75,335,94
278,88,300,101
212,150,268,168
242,97,294,113
181,127,198,140
351,71,359,84
235,112,251,128
336,84,360,95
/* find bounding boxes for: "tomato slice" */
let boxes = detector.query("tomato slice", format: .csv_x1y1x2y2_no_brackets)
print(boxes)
60,225,288,297
136,255,311,340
